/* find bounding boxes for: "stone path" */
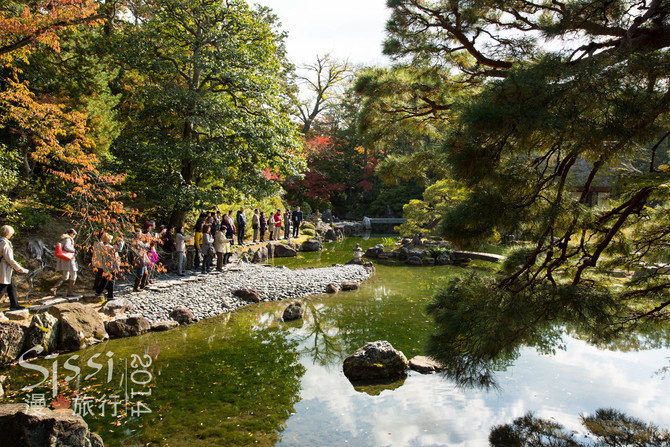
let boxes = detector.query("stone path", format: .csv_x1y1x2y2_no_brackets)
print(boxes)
118,263,371,322
6,263,371,324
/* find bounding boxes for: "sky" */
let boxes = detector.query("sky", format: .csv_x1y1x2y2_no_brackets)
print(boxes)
252,0,393,68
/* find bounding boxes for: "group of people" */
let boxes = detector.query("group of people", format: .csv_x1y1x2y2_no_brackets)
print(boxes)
255,207,304,242
0,205,307,308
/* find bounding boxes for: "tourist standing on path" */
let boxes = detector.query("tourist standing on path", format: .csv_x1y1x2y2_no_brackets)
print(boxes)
259,212,267,242
225,210,236,244
236,208,247,245
292,206,303,238
131,228,150,292
273,209,282,240
51,228,78,296
0,225,29,310
283,209,291,239
96,233,121,300
93,232,124,297
193,213,205,270
174,226,191,276
91,231,105,294
214,226,229,271
200,224,214,273
252,209,260,243
161,226,176,272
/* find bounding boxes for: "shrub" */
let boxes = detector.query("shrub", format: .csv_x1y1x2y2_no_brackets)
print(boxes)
302,229,315,236
301,222,315,231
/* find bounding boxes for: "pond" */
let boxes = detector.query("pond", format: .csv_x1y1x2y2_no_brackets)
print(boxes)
2,238,669,446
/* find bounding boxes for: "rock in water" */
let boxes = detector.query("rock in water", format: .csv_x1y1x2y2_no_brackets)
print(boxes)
325,283,340,294
169,306,196,325
408,356,444,373
24,313,59,356
340,281,360,291
405,256,423,266
100,298,134,317
252,246,269,263
273,244,297,258
282,302,304,321
232,289,261,303
106,316,152,338
0,404,105,447
48,303,108,351
300,239,322,252
151,320,179,332
343,341,409,381
0,323,26,365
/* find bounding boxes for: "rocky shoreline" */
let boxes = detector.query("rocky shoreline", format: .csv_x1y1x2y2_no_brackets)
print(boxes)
121,263,372,322
0,261,374,371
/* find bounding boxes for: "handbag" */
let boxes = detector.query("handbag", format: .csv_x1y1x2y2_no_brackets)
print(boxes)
207,246,215,257
55,242,74,261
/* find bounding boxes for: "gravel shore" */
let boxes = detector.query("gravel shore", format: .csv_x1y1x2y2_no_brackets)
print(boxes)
117,263,371,323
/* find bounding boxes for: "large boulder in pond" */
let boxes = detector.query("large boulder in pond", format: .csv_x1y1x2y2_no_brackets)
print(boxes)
169,306,196,325
48,303,108,351
282,302,304,321
0,323,26,365
0,404,104,447
274,244,297,258
106,316,152,338
300,239,322,252
24,313,59,356
343,341,409,381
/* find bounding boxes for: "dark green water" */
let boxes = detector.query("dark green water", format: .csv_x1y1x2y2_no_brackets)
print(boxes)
2,238,670,446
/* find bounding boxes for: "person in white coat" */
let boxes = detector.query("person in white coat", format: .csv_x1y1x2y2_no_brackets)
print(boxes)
0,225,29,310
51,228,78,296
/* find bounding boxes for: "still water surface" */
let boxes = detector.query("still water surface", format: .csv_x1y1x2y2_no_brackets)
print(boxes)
2,238,669,446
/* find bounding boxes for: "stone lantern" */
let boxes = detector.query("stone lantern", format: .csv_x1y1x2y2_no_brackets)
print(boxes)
353,243,363,261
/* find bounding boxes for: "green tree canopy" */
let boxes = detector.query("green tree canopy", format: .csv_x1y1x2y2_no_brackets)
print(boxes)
379,0,670,386
112,0,305,224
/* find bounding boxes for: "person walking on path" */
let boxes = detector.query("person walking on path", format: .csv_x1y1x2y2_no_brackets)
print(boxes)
95,233,121,300
51,228,78,296
283,209,291,239
259,212,267,242
93,232,124,297
252,209,260,243
200,224,214,274
0,225,29,310
131,228,150,292
236,208,247,245
214,226,229,271
175,226,191,276
273,209,282,240
292,206,303,238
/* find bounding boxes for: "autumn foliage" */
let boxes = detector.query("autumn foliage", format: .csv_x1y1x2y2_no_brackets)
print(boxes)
0,0,135,245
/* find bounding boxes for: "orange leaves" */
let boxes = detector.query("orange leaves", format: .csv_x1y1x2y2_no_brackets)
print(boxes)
0,0,100,63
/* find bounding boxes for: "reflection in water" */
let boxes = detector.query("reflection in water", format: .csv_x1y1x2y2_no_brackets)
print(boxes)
352,377,407,396
1,238,669,446
3,311,305,446
490,409,670,446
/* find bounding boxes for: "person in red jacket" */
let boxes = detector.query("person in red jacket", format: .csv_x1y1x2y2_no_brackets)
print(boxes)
273,210,282,241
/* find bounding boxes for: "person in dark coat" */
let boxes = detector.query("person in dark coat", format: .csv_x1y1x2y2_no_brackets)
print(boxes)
292,206,303,238
259,212,267,242
236,208,247,245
